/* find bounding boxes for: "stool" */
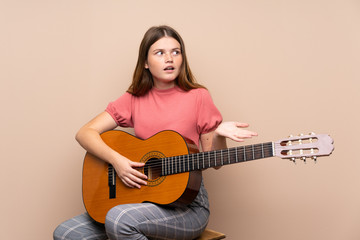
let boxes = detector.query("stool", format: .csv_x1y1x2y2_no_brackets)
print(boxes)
195,228,226,240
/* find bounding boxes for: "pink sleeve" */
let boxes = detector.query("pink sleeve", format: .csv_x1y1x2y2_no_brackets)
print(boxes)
196,89,223,134
105,92,134,127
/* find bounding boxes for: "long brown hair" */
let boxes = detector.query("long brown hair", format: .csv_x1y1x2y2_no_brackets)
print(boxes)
127,25,205,96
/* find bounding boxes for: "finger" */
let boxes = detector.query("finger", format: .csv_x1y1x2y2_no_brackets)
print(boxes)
231,132,258,142
228,135,245,142
123,176,143,189
128,161,147,179
131,161,145,168
241,132,258,137
131,161,145,167
131,169,148,182
121,177,137,188
128,173,148,187
235,133,257,139
236,130,258,137
246,130,258,136
235,122,249,128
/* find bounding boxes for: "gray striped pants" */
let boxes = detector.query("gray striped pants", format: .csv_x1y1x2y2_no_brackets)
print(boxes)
53,182,210,240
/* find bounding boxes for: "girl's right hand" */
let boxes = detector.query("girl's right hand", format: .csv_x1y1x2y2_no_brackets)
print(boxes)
112,156,148,189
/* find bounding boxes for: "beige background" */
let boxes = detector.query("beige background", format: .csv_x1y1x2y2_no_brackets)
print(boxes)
1,0,359,239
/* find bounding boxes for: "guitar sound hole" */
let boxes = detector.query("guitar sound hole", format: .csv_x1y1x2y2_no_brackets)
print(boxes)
144,158,162,180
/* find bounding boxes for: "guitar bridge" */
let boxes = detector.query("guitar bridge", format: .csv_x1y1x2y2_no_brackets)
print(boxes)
108,164,116,199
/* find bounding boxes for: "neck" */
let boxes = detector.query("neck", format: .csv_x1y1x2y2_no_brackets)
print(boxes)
153,80,175,90
161,142,274,176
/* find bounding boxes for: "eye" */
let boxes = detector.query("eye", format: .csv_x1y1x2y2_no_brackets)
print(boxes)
172,50,181,55
155,51,163,56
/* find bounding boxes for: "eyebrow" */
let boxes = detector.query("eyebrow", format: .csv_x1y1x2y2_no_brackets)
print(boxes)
152,47,181,53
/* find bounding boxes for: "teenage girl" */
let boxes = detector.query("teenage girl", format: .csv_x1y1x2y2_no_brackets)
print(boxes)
54,25,257,240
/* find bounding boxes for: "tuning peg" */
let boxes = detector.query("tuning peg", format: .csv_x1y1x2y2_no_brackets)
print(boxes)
290,157,296,164
309,132,316,143
301,156,306,163
288,136,293,147
312,156,317,163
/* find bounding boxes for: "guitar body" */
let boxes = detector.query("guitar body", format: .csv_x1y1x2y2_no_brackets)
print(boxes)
82,130,202,223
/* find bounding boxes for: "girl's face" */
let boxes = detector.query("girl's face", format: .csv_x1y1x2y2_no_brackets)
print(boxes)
145,37,183,89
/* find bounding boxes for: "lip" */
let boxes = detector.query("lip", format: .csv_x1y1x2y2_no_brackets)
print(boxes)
163,65,175,72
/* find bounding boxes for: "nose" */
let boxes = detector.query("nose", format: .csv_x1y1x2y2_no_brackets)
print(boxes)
165,52,173,63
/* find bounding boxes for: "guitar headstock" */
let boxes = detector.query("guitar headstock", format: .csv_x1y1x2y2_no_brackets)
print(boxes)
274,133,334,163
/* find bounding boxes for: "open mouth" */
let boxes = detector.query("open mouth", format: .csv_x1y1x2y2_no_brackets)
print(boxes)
164,67,175,71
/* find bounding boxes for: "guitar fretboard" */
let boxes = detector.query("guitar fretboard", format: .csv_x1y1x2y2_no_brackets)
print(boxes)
161,142,274,176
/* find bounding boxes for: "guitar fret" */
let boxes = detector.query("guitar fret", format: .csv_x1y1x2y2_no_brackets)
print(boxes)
183,155,185,172
220,150,224,166
252,145,255,160
243,146,246,161
176,156,178,174
169,157,171,174
169,157,172,174
235,148,238,162
183,156,185,172
202,152,205,169
178,156,180,173
228,149,230,164
261,143,264,158
168,157,170,175
178,157,184,172
175,156,178,173
208,152,211,168
214,150,217,167
191,155,193,171
182,156,184,172
174,157,177,173
197,153,200,170
176,156,179,173
188,155,190,172
181,156,183,173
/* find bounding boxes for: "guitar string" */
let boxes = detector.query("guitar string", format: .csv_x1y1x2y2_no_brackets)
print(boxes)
142,151,275,175
142,141,316,171
139,144,275,172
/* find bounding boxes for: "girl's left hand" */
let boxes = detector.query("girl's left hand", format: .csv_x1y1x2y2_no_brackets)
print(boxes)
215,121,258,142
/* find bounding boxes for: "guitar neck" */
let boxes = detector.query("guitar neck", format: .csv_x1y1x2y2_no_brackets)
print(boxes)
161,142,274,176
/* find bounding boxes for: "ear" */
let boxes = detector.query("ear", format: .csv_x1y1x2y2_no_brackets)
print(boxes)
145,61,149,69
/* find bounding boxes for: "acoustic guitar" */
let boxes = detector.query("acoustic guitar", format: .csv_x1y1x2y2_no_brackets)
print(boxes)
82,130,334,223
